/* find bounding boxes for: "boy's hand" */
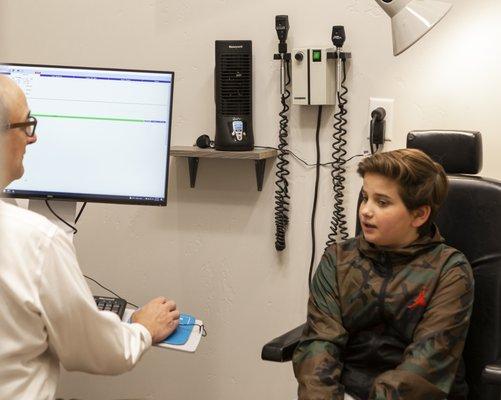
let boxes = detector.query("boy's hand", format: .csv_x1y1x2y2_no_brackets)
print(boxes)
131,297,180,343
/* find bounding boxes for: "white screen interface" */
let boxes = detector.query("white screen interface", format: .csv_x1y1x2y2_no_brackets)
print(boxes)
1,65,173,205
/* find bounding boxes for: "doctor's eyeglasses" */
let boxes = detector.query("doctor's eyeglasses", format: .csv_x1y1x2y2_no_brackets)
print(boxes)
5,115,37,137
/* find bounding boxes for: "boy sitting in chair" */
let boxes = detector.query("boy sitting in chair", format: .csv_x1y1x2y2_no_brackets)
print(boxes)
293,149,474,400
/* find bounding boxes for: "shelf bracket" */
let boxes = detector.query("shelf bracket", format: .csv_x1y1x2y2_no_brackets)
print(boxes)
255,159,266,191
174,148,273,191
188,157,199,188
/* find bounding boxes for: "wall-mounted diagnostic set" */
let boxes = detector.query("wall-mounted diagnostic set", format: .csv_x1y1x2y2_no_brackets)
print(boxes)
272,17,360,288
292,46,337,106
272,17,353,258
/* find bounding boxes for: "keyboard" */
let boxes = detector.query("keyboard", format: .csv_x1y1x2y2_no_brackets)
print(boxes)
94,295,127,319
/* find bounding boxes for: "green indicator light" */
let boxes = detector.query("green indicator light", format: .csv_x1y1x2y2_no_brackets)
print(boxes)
312,50,322,62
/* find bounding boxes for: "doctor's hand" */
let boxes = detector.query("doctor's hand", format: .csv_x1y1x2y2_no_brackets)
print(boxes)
131,297,180,343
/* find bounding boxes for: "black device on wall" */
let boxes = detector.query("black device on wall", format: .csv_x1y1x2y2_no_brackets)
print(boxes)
214,40,254,151
369,107,386,154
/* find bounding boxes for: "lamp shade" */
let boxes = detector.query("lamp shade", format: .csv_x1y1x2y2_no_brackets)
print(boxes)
375,0,452,55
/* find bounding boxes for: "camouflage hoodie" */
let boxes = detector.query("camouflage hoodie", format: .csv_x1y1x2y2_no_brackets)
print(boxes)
293,226,474,400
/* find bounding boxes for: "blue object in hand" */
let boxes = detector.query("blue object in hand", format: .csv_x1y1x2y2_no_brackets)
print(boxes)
162,314,195,345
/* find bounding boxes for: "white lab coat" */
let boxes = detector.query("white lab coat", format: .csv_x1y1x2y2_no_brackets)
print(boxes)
0,201,152,400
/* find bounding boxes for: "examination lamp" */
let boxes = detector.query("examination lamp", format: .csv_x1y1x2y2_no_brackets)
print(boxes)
374,0,452,55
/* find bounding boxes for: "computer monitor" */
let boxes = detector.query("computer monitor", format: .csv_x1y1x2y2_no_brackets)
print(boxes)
0,63,174,206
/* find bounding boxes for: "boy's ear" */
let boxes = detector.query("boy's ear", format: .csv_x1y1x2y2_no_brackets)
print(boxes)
411,205,431,228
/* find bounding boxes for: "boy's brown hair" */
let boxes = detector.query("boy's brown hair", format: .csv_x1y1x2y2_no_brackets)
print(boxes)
357,149,449,233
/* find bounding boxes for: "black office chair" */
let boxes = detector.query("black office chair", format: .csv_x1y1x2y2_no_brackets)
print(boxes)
262,130,501,400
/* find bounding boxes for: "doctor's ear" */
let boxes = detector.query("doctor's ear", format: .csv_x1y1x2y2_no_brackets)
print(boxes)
411,205,431,228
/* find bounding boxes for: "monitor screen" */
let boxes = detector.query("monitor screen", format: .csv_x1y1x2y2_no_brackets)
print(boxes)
0,63,174,206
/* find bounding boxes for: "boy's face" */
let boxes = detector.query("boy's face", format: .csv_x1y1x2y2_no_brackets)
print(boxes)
359,173,430,248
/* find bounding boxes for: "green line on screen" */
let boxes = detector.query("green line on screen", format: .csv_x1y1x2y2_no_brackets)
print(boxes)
32,113,144,123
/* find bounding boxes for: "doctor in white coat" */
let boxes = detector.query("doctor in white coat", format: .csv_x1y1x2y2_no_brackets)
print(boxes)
0,75,180,399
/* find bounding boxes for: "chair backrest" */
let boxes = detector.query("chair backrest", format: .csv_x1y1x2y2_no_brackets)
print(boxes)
408,131,501,400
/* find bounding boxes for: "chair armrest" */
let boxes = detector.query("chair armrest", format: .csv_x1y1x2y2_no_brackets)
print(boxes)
482,361,501,385
261,323,305,362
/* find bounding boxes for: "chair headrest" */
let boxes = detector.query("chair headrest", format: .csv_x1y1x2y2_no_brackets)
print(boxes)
406,130,482,174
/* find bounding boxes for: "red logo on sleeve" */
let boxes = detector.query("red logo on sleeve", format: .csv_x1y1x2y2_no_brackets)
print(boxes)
408,287,428,310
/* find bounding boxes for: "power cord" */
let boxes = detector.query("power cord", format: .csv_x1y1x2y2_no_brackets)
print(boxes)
308,105,323,291
274,59,292,251
75,202,87,223
45,200,78,234
44,200,88,234
256,146,363,168
84,274,139,309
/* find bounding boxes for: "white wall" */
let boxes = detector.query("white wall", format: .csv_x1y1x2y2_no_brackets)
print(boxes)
1,0,500,399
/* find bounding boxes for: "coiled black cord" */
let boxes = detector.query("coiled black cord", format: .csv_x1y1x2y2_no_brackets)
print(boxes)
336,60,349,240
274,60,291,251
326,58,349,247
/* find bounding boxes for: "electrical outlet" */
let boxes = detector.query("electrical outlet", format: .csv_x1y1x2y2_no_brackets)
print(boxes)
368,97,394,142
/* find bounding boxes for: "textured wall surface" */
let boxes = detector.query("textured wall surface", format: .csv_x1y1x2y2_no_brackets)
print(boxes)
1,0,500,399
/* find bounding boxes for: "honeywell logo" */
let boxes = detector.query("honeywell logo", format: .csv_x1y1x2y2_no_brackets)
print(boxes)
228,45,243,49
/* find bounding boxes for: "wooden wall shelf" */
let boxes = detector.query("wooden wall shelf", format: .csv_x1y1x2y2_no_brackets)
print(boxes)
170,146,277,191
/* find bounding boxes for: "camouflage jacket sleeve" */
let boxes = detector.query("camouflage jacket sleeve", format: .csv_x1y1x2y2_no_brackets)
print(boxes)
369,254,474,400
293,249,349,400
